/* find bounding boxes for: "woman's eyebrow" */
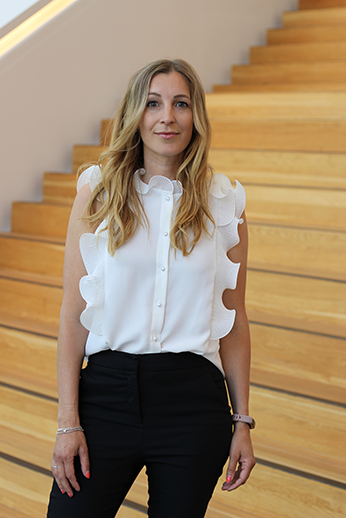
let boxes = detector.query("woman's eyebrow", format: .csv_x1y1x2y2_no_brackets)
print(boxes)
148,92,191,99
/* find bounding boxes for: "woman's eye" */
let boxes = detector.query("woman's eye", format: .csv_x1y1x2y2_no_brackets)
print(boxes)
147,100,159,107
176,101,189,108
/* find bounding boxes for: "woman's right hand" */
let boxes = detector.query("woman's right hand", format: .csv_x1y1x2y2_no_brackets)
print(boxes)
51,431,90,497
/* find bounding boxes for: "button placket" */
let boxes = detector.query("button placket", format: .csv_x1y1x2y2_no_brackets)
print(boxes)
149,191,173,351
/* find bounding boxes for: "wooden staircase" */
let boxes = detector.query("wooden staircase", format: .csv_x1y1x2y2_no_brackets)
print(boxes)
1,0,346,516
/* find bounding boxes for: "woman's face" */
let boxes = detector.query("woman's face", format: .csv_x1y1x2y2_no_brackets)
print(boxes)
139,71,194,167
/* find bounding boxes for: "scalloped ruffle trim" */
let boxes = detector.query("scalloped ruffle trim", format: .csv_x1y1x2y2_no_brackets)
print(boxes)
209,174,246,340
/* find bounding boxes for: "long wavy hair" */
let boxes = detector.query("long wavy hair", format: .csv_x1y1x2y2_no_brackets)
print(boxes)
82,58,213,256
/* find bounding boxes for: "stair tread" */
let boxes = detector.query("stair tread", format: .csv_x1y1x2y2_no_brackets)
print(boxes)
0,267,62,287
206,90,346,118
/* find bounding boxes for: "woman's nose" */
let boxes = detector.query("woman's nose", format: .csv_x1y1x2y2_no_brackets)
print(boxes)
160,105,175,124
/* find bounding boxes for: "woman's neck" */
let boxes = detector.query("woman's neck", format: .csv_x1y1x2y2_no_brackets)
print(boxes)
141,153,183,184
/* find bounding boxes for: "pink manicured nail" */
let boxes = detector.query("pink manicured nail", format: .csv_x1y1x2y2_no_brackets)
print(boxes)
226,475,232,483
86,471,90,479
68,493,73,498
60,490,65,494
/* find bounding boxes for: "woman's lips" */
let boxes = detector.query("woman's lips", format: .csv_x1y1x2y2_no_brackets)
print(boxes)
156,132,178,139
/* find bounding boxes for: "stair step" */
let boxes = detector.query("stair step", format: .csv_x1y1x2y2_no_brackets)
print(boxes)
0,502,34,518
248,224,346,281
11,202,70,239
42,172,76,205
245,184,346,231
209,462,346,518
213,81,346,93
251,385,346,484
0,385,56,467
0,458,52,518
209,148,346,189
72,145,106,174
206,91,346,118
0,277,62,337
232,61,346,85
247,270,346,338
250,322,346,404
251,40,346,63
300,0,346,8
268,23,346,45
267,23,346,45
0,326,57,397
283,6,346,26
0,233,64,277
211,119,346,152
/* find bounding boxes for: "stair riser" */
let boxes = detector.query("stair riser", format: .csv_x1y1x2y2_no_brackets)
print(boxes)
232,62,346,85
0,278,62,337
211,120,346,152
284,7,346,27
11,203,70,239
0,237,64,276
251,41,346,63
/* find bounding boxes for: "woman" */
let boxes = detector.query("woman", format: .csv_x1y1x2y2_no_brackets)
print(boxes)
47,58,256,518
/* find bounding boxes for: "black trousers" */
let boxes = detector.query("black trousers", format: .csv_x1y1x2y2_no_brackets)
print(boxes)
47,350,233,518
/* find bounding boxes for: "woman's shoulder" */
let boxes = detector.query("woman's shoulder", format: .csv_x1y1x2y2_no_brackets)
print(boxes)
77,165,102,193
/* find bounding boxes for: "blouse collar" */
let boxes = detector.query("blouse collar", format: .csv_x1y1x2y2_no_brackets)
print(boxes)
134,169,182,195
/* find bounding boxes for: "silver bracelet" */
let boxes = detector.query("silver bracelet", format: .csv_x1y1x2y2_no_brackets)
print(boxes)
232,413,256,429
56,426,84,435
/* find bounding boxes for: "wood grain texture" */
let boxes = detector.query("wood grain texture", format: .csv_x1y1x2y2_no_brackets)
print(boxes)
250,323,346,404
248,224,346,281
213,81,346,93
251,41,346,63
247,270,346,337
206,91,346,119
11,202,70,239
232,61,346,84
208,148,346,189
245,184,346,231
43,172,76,205
0,234,64,277
0,277,62,337
283,6,346,26
250,385,346,483
300,0,346,8
268,24,346,45
0,502,34,518
72,145,106,174
208,463,346,518
210,119,346,152
0,459,51,518
0,326,57,397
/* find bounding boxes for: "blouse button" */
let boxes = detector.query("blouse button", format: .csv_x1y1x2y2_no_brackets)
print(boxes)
161,266,165,271
166,196,170,201
157,302,162,308
153,335,158,342
163,232,168,237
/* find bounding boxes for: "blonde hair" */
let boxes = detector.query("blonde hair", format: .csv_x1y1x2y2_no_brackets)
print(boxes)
83,58,213,256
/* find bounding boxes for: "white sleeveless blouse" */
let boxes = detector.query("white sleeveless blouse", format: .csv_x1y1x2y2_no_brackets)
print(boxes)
77,166,246,374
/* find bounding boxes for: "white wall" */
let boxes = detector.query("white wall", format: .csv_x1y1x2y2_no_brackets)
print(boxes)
0,0,298,231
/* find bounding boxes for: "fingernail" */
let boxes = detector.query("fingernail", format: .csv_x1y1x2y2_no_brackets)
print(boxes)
86,471,90,479
68,493,73,498
226,475,232,483
60,490,65,494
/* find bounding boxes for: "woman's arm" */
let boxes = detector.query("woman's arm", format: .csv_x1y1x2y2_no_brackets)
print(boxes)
219,212,256,491
51,184,100,497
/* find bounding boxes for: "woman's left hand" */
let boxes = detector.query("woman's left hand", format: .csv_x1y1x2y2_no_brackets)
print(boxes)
222,423,256,491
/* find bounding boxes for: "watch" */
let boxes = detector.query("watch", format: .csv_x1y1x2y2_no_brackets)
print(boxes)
232,413,256,429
